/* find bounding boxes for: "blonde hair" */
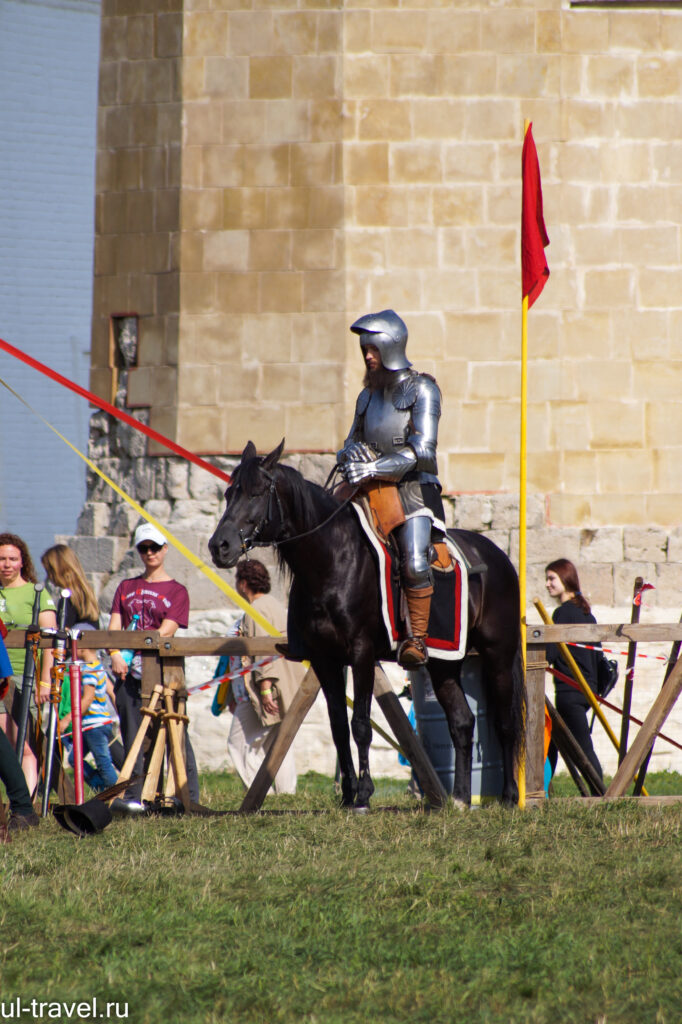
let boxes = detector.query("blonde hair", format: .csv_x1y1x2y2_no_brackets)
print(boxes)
41,544,99,623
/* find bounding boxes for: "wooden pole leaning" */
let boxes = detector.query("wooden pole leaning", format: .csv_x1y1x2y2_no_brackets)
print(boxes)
239,663,449,813
633,614,682,796
545,698,605,797
111,683,164,801
605,653,682,798
240,666,321,812
372,665,447,808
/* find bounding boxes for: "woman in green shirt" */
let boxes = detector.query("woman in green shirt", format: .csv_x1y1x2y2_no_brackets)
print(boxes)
0,533,56,794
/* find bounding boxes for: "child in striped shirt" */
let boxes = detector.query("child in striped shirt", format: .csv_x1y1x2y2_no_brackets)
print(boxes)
59,643,118,793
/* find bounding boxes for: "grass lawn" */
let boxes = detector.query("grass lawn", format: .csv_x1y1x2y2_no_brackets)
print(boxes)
1,771,681,1024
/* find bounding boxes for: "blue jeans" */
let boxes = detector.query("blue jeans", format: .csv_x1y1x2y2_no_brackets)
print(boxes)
67,725,118,792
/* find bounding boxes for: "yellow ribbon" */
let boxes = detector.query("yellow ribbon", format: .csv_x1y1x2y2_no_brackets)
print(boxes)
0,376,281,637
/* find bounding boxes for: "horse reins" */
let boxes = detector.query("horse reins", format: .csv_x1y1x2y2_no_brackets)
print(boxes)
237,469,359,556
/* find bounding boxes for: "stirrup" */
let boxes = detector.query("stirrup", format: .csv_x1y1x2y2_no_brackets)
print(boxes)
397,637,428,668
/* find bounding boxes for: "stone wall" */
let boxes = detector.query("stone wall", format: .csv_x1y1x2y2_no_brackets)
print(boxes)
89,0,682,529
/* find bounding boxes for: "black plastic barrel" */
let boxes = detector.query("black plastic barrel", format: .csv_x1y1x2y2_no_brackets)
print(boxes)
410,658,504,802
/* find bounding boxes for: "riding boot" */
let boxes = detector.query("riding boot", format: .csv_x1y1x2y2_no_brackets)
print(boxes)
398,585,433,667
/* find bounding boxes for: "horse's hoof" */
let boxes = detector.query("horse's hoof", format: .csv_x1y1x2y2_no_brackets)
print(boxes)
352,805,370,815
451,798,468,812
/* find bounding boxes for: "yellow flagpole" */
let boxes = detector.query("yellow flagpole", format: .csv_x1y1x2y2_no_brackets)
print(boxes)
517,119,531,808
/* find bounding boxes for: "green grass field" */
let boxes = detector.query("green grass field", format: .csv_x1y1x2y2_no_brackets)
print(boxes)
2,771,682,1024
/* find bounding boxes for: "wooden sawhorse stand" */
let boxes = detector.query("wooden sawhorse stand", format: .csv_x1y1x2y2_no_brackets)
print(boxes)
111,655,192,812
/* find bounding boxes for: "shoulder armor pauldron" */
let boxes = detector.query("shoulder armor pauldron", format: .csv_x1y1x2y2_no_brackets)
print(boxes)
392,372,441,411
392,374,418,411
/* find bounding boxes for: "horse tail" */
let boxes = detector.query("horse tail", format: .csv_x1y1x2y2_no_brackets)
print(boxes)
512,634,527,769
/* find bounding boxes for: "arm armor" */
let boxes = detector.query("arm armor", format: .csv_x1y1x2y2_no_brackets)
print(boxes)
396,374,441,476
367,447,418,482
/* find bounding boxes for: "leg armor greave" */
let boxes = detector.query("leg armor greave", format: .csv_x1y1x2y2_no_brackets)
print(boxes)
395,515,433,589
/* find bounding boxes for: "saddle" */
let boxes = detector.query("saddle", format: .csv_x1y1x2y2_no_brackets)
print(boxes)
343,480,486,579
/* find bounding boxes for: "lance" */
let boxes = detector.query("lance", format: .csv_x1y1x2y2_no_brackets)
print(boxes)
14,582,44,759
68,629,85,805
41,589,70,817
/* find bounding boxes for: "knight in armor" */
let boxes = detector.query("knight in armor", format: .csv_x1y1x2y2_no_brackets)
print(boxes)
337,310,444,667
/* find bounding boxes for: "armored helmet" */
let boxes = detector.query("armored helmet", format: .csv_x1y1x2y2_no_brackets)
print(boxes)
350,309,411,371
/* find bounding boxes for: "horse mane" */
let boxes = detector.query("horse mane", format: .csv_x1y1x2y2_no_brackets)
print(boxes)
236,456,343,571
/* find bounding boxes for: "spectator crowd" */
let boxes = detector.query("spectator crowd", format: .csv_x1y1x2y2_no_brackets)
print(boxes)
0,524,301,835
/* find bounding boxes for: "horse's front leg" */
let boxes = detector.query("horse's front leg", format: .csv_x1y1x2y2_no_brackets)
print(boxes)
313,658,357,807
350,651,376,812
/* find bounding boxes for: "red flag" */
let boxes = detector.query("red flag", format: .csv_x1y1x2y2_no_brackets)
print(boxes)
521,123,549,308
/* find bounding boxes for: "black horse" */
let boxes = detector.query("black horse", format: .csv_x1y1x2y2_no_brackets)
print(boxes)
209,441,525,809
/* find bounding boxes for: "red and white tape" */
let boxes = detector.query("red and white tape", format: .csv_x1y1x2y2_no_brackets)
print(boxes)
567,642,669,664
186,656,279,696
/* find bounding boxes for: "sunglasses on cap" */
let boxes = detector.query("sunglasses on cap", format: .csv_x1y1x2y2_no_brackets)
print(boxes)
137,542,163,554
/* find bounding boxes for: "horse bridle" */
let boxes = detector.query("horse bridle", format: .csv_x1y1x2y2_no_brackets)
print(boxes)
237,473,285,556
235,468,358,556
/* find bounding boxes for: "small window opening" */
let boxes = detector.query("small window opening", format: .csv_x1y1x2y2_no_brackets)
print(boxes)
109,314,139,407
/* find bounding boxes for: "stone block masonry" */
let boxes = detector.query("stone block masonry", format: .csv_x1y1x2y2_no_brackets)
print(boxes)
89,1,682,528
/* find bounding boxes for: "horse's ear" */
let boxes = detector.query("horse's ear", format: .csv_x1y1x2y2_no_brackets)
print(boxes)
261,438,285,472
241,440,257,462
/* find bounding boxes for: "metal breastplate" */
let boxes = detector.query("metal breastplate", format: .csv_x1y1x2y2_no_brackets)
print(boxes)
362,390,411,456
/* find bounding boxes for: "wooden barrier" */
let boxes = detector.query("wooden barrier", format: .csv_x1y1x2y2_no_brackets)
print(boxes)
3,630,448,813
6,620,681,809
527,622,682,804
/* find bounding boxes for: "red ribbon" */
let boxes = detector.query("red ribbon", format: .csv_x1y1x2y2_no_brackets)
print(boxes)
0,336,231,484
633,582,655,607
548,667,682,753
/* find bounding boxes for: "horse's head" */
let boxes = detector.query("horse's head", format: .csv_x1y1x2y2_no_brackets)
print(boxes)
208,439,285,568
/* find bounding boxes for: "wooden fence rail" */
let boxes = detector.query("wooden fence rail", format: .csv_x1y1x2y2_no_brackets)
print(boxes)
5,623,682,808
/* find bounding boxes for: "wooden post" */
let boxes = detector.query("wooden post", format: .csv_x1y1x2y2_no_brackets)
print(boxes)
605,654,682,798
372,666,447,808
240,667,321,813
524,639,547,801
618,577,643,764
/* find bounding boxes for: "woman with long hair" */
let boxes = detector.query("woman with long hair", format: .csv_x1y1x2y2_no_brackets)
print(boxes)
545,558,603,788
41,544,123,789
0,532,57,792
41,544,99,628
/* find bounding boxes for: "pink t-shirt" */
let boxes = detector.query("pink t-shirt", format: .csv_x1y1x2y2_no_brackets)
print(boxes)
110,577,190,631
